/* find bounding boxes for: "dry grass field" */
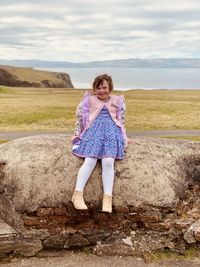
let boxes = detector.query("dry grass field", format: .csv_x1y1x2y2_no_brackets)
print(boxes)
0,86,200,132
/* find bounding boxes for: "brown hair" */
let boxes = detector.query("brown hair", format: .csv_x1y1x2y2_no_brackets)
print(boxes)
92,74,114,92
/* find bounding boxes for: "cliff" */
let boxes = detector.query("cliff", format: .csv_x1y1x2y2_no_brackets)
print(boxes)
0,65,74,88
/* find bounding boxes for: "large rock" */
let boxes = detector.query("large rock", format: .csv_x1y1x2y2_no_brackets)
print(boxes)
0,135,199,213
0,135,200,258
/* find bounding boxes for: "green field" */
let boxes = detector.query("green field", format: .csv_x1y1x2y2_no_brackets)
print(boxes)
0,86,200,131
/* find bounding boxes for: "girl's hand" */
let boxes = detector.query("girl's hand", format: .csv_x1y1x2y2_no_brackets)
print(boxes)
127,138,134,144
70,135,78,142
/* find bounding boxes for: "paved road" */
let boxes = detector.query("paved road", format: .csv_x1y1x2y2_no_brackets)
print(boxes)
0,130,199,140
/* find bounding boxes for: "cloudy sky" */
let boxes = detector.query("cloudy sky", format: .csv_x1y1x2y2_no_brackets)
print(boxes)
0,0,200,62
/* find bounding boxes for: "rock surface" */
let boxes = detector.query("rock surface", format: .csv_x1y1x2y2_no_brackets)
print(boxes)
0,135,200,258
0,65,74,88
0,135,200,211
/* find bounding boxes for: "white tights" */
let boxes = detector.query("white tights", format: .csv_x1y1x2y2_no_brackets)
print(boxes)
75,157,115,196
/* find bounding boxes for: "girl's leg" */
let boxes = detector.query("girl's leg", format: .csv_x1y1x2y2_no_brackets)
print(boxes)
72,157,97,210
75,157,97,191
101,157,115,213
102,157,115,195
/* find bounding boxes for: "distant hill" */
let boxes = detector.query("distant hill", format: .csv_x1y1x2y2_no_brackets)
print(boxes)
0,65,74,88
0,58,199,68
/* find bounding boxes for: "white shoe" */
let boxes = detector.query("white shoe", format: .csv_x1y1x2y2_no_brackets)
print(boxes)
71,190,88,210
102,194,112,213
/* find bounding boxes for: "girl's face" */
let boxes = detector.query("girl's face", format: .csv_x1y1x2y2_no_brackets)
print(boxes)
94,79,111,101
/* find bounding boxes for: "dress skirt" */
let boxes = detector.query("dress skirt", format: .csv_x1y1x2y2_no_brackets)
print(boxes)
72,106,125,159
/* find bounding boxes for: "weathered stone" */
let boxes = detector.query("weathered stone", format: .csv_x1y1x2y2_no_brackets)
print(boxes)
84,229,111,244
68,232,90,247
37,208,55,217
93,240,135,256
174,217,195,230
43,234,69,249
186,208,200,220
140,211,163,223
0,135,200,256
0,219,17,238
192,220,200,241
0,160,6,181
23,215,79,228
54,207,67,216
124,212,140,222
194,229,200,240
93,212,110,225
64,210,91,223
184,230,196,244
114,207,129,213
0,195,16,228
12,238,42,257
183,220,200,243
129,206,147,213
22,229,49,241
0,233,42,257
144,220,173,231
23,216,49,227
130,230,177,254
0,160,6,168
0,136,200,213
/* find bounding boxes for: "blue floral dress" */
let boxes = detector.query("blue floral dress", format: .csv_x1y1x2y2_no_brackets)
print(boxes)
72,106,125,159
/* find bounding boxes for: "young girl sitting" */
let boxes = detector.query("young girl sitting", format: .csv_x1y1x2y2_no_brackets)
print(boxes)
71,74,128,213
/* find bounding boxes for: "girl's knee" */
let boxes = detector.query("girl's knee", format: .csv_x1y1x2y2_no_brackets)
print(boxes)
84,158,97,168
102,158,114,169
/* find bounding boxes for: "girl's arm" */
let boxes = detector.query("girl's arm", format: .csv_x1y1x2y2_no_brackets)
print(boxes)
74,103,83,136
117,96,128,146
118,96,133,146
70,103,82,143
121,97,126,128
71,93,91,142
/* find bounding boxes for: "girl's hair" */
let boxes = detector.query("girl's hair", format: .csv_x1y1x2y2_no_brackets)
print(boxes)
92,74,114,92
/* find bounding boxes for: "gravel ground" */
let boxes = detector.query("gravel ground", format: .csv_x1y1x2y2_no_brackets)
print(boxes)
1,252,200,267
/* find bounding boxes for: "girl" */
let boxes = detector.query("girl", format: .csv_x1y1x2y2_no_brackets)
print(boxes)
71,74,128,213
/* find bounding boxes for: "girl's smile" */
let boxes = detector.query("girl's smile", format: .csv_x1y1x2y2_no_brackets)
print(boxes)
94,79,111,101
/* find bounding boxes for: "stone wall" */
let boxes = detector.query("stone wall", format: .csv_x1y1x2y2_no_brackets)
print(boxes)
0,135,200,258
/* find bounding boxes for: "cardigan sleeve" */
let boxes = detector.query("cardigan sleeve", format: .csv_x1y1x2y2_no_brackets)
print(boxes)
117,95,128,146
117,95,126,126
74,103,83,137
121,97,126,127
73,93,91,137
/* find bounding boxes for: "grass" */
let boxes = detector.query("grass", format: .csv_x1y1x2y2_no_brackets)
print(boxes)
150,246,200,262
0,86,200,131
0,140,10,144
124,89,200,130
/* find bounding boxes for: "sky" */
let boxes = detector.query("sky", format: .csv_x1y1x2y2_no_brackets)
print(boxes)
0,0,200,62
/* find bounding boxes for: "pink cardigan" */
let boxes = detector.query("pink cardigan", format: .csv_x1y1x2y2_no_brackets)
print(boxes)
73,93,128,145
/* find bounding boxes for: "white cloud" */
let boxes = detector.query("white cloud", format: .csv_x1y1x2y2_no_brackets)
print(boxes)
0,0,199,61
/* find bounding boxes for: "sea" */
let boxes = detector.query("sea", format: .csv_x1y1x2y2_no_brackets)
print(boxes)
40,67,200,91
